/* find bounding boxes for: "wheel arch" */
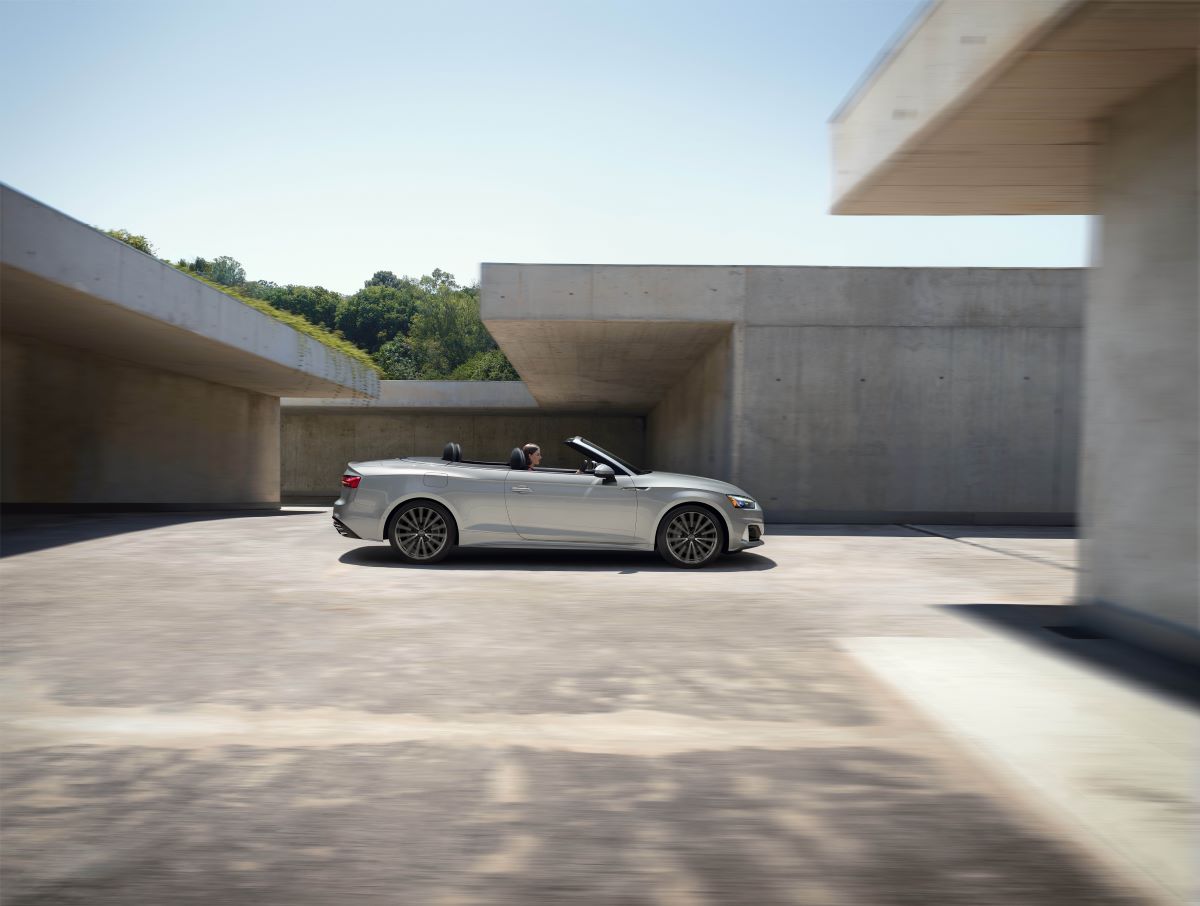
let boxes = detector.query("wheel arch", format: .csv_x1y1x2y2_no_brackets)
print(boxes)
382,493,462,542
654,499,731,553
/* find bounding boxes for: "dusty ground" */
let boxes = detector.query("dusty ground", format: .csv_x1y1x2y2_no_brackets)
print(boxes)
0,510,1174,904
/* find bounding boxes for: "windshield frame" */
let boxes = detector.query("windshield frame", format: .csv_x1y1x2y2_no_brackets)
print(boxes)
564,437,646,476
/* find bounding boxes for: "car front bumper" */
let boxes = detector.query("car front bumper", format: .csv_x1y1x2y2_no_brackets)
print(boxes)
730,514,765,551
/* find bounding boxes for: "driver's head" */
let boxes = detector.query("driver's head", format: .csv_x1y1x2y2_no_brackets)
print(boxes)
522,443,542,468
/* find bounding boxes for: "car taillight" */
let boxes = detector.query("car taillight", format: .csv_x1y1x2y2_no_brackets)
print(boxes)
341,475,361,488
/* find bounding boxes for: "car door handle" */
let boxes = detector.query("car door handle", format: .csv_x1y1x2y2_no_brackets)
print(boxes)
511,486,532,493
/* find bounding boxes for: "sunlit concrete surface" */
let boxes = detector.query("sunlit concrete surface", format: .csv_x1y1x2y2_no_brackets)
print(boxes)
2,512,1194,904
844,632,1198,903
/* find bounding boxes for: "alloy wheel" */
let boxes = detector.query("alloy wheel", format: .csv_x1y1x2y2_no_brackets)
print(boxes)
665,510,719,564
394,506,449,561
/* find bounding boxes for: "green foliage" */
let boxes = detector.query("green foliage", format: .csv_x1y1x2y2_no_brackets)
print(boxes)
450,348,520,381
255,284,342,331
206,255,247,286
419,267,460,293
183,255,246,286
332,273,502,379
239,280,278,299
104,228,155,256
375,337,421,380
365,270,403,289
336,284,422,354
407,285,496,378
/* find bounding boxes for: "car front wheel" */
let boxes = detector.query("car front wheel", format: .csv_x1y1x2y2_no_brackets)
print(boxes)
656,506,724,568
388,501,456,564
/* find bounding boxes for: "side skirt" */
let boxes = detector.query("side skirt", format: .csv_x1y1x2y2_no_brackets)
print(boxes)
461,539,655,552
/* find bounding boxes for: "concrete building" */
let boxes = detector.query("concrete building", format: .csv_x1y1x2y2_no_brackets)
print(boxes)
480,263,1084,524
1,185,378,509
830,0,1199,659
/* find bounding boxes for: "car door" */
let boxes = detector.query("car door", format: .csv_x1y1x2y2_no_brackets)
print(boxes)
504,470,639,543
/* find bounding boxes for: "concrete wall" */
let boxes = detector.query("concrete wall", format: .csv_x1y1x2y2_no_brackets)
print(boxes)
2,334,280,507
644,267,1083,523
1080,66,1199,660
646,332,735,481
282,403,645,501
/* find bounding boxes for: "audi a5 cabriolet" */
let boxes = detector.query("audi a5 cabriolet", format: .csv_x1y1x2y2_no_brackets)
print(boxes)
332,436,764,568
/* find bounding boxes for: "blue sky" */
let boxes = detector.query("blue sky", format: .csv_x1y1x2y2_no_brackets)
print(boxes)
1,0,1089,293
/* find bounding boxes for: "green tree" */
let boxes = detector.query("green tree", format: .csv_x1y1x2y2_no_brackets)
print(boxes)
407,286,495,378
418,268,460,293
257,285,343,330
365,270,403,289
335,284,421,354
450,348,519,381
104,228,155,256
239,280,278,299
205,255,246,286
375,336,422,379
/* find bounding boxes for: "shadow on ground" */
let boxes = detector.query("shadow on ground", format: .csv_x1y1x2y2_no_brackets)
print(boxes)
945,603,1200,708
0,509,322,558
0,742,1148,906
339,544,777,573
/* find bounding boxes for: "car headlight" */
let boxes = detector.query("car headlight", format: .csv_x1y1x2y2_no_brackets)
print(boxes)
726,495,757,510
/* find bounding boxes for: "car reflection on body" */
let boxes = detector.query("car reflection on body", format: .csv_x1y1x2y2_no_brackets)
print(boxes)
332,436,765,568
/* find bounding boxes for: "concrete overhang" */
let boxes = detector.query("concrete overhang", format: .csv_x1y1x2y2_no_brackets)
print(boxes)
480,264,737,414
831,0,1200,215
1,185,379,398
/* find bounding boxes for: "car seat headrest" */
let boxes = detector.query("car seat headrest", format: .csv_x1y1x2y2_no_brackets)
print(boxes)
452,442,462,462
508,447,527,469
442,442,456,462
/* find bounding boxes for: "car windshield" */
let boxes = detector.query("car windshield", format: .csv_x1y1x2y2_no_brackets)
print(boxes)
572,438,647,475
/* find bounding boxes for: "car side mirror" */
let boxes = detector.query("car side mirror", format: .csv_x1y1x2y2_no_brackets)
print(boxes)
593,464,616,482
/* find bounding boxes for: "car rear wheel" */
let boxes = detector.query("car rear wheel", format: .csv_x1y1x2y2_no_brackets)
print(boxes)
388,501,456,564
656,506,724,568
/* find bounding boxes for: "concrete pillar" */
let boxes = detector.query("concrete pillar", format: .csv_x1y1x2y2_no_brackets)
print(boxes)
1080,66,1200,661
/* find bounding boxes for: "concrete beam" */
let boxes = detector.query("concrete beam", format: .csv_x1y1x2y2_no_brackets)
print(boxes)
283,380,539,412
831,0,1199,214
1,185,378,399
484,319,732,414
481,264,739,413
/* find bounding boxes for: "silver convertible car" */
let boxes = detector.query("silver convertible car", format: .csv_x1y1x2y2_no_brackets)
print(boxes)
332,436,764,568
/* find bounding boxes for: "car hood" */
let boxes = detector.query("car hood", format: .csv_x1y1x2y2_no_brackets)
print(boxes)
642,471,754,499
